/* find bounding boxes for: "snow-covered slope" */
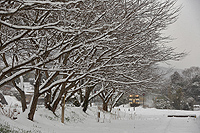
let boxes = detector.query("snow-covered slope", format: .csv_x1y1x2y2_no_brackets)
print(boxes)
4,95,21,106
1,103,200,133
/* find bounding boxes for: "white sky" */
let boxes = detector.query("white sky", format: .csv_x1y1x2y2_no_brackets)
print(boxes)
161,0,200,69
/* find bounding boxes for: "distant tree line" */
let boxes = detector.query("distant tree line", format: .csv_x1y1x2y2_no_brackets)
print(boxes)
159,66,200,110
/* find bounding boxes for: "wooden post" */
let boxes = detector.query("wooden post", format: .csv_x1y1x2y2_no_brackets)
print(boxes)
61,94,66,123
97,112,100,122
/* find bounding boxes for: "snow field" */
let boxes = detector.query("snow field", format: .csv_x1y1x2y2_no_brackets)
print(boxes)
0,103,200,133
3,95,21,106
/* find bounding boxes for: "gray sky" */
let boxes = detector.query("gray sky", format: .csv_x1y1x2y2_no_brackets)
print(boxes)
161,0,200,69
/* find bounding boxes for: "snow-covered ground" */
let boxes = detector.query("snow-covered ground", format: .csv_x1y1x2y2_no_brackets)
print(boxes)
1,97,200,133
4,95,21,106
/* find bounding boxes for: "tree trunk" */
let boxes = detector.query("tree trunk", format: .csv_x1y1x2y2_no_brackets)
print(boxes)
52,91,64,113
28,93,39,121
20,91,27,112
44,90,51,109
51,82,75,112
12,81,27,112
103,102,108,111
51,85,67,113
28,70,40,121
82,86,94,112
110,92,124,112
82,90,90,112
79,89,84,103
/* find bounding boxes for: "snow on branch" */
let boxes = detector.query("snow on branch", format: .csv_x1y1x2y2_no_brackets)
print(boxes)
87,75,148,85
0,7,22,15
0,20,60,30
0,69,31,88
0,30,30,51
39,71,75,94
23,0,84,6
111,92,124,108
88,88,104,101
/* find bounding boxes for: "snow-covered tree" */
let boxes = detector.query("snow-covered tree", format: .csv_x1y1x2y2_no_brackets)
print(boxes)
0,0,185,120
170,71,183,86
182,67,200,83
182,67,200,101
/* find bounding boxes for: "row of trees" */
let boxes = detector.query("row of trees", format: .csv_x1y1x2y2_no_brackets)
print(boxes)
0,0,185,121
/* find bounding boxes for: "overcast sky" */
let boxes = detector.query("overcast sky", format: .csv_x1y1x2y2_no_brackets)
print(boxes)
161,0,200,69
